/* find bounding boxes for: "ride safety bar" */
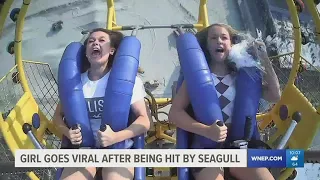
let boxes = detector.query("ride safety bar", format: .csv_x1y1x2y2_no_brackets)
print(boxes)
22,113,44,149
276,111,302,149
82,24,197,36
112,23,198,31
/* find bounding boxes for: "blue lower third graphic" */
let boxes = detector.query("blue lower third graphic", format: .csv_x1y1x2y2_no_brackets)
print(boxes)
247,150,286,168
286,149,304,168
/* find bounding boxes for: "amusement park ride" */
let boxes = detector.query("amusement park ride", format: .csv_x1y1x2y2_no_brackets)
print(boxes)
0,0,320,180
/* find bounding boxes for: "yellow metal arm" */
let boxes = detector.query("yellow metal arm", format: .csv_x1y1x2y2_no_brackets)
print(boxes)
304,0,320,43
106,0,209,31
15,0,32,93
196,0,209,31
106,0,117,30
285,0,301,86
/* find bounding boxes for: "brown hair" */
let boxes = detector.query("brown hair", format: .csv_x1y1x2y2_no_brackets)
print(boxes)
81,28,124,73
195,23,239,67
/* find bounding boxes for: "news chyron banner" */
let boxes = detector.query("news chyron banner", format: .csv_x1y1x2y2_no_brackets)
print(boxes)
15,149,248,167
14,149,304,168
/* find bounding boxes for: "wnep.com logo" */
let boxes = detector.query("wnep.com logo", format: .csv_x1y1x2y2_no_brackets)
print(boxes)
247,149,304,168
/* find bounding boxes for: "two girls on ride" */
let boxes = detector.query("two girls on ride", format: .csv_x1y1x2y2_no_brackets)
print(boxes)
169,23,281,180
53,28,151,180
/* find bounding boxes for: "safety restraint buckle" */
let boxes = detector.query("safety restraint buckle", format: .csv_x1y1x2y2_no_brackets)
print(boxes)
232,140,248,149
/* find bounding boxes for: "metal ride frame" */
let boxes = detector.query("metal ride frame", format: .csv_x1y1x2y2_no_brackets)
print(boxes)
0,0,320,180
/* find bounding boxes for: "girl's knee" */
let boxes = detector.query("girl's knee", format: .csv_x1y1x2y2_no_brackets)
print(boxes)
230,167,274,180
194,167,224,180
60,167,96,180
102,167,134,180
